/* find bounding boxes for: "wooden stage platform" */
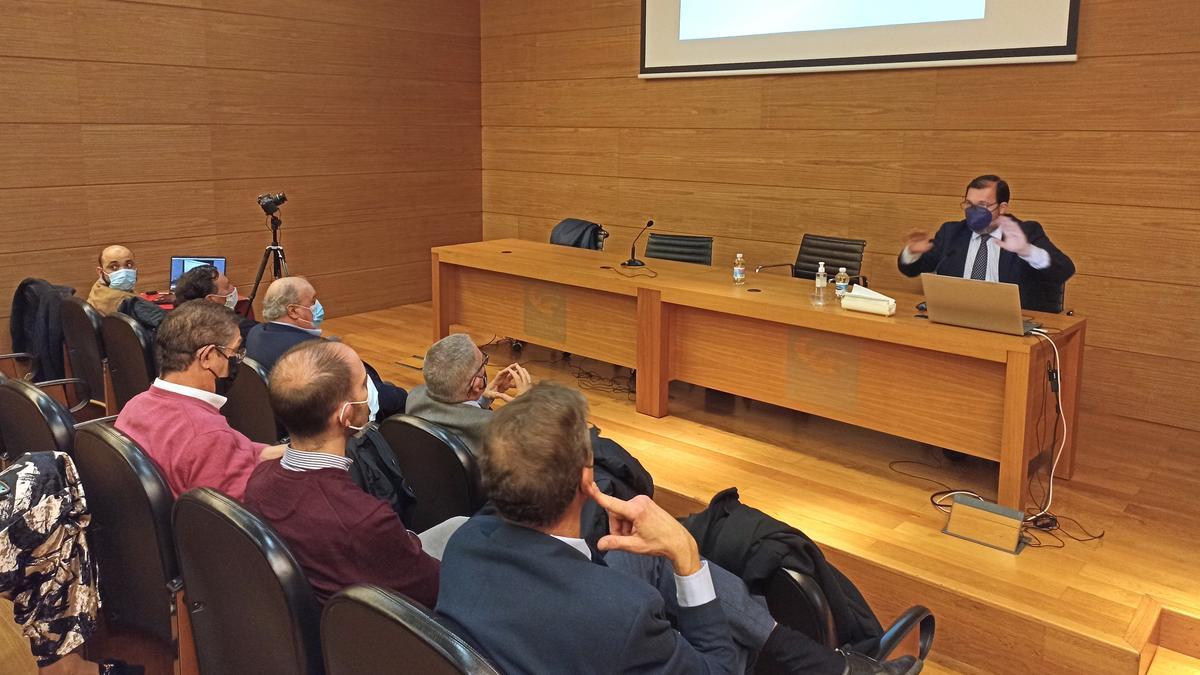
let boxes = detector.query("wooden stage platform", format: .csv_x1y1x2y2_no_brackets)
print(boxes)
331,302,1200,675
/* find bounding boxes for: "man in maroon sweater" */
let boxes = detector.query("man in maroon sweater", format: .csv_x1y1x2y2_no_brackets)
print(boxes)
116,301,282,501
243,339,441,607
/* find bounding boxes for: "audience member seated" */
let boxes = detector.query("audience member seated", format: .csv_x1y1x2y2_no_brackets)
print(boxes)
437,383,918,675
242,340,443,607
436,382,736,674
115,301,281,500
245,276,406,420
86,245,139,315
405,333,534,453
1,452,143,675
173,264,258,339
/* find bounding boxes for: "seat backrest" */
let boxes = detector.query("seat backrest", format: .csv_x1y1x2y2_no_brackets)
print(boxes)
322,585,499,675
221,357,280,444
73,423,178,644
0,377,76,457
379,415,484,532
173,488,324,675
793,234,867,280
60,297,106,404
644,233,714,266
101,312,155,412
763,568,837,650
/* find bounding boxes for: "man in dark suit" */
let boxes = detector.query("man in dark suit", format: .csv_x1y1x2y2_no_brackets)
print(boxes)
244,276,406,420
898,175,1074,313
436,382,738,674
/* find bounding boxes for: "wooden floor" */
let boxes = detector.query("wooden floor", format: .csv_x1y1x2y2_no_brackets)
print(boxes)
2,301,1194,673
331,302,1200,674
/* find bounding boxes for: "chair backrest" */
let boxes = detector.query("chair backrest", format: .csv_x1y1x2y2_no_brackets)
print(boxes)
101,312,155,412
173,488,324,675
379,415,484,532
322,585,499,675
73,423,178,645
792,234,867,280
221,357,280,444
763,568,837,650
0,377,76,457
644,233,714,266
60,297,106,404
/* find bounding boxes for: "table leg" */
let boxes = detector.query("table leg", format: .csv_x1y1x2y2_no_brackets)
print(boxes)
1054,325,1085,480
998,350,1033,510
431,252,454,341
636,288,669,418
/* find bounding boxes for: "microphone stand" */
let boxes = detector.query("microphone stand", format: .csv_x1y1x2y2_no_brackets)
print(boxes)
622,220,655,267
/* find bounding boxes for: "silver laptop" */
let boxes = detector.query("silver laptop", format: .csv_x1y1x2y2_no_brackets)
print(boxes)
921,273,1036,336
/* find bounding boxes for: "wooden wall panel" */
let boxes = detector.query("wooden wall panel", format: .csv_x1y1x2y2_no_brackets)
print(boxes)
482,0,1200,430
0,0,481,350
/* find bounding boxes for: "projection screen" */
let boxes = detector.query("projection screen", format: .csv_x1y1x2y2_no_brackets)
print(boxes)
641,0,1080,78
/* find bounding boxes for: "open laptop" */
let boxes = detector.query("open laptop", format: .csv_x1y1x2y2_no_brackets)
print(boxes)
169,256,227,291
920,273,1038,336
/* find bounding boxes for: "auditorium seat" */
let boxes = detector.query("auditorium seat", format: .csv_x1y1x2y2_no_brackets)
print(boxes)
644,233,714,266
0,377,113,462
379,415,486,532
173,488,323,675
221,357,282,444
72,423,180,648
322,584,499,675
60,296,108,411
101,312,156,412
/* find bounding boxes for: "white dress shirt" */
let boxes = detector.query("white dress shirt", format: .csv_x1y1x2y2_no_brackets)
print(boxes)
551,535,717,608
152,378,227,410
280,446,354,473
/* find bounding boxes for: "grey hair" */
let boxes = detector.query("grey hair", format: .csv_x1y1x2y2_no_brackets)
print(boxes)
423,333,480,402
262,277,307,321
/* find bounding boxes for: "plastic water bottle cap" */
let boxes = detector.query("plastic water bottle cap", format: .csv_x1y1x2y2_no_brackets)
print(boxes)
839,267,847,272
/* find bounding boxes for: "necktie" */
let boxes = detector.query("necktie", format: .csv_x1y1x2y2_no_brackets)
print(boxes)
970,234,990,280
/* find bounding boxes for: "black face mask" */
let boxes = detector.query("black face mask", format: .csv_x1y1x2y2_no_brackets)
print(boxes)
212,353,240,396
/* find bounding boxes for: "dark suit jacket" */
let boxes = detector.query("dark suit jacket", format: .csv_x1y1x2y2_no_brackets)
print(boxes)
245,322,406,418
897,217,1075,313
436,515,736,675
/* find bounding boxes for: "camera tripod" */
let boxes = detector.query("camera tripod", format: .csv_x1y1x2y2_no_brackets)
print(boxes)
246,213,290,311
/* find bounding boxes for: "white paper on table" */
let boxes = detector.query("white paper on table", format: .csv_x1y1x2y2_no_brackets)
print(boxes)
841,285,897,316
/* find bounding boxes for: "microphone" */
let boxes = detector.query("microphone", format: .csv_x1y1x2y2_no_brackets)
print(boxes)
622,219,654,267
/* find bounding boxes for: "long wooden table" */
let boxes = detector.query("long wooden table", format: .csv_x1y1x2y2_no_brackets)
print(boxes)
431,239,1086,510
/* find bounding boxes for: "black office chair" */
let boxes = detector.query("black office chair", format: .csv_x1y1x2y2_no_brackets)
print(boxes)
221,357,281,444
757,234,869,286
322,585,499,675
73,423,180,646
644,233,714,266
60,296,107,409
101,312,156,412
173,488,324,675
379,415,486,532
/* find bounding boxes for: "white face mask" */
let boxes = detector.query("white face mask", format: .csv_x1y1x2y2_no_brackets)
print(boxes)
366,378,380,422
106,268,137,292
222,287,239,310
339,399,370,432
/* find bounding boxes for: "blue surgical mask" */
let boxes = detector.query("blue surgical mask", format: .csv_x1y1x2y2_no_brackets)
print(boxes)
308,300,325,328
964,205,993,234
106,268,137,292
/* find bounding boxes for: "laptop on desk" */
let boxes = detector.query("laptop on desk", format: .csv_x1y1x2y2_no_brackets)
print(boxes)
920,273,1038,336
170,256,226,291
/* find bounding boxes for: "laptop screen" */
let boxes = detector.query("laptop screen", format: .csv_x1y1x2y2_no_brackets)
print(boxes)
170,256,227,291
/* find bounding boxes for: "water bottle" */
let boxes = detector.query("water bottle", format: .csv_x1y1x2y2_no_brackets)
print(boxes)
813,261,828,306
834,267,850,299
733,253,746,286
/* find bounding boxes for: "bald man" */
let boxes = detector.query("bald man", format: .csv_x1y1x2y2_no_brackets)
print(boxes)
245,276,407,420
87,245,139,314
242,339,441,606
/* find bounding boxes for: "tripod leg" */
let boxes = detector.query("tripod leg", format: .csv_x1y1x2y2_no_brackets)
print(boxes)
247,246,273,306
276,246,289,278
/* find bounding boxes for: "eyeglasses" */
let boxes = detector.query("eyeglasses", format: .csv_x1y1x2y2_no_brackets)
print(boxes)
213,344,246,365
960,200,999,212
475,351,489,377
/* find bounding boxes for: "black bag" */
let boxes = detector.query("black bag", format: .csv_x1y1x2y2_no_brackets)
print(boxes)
549,218,609,250
346,422,417,524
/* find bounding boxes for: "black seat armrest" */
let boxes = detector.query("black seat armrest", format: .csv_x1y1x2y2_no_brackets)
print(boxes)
874,605,935,662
